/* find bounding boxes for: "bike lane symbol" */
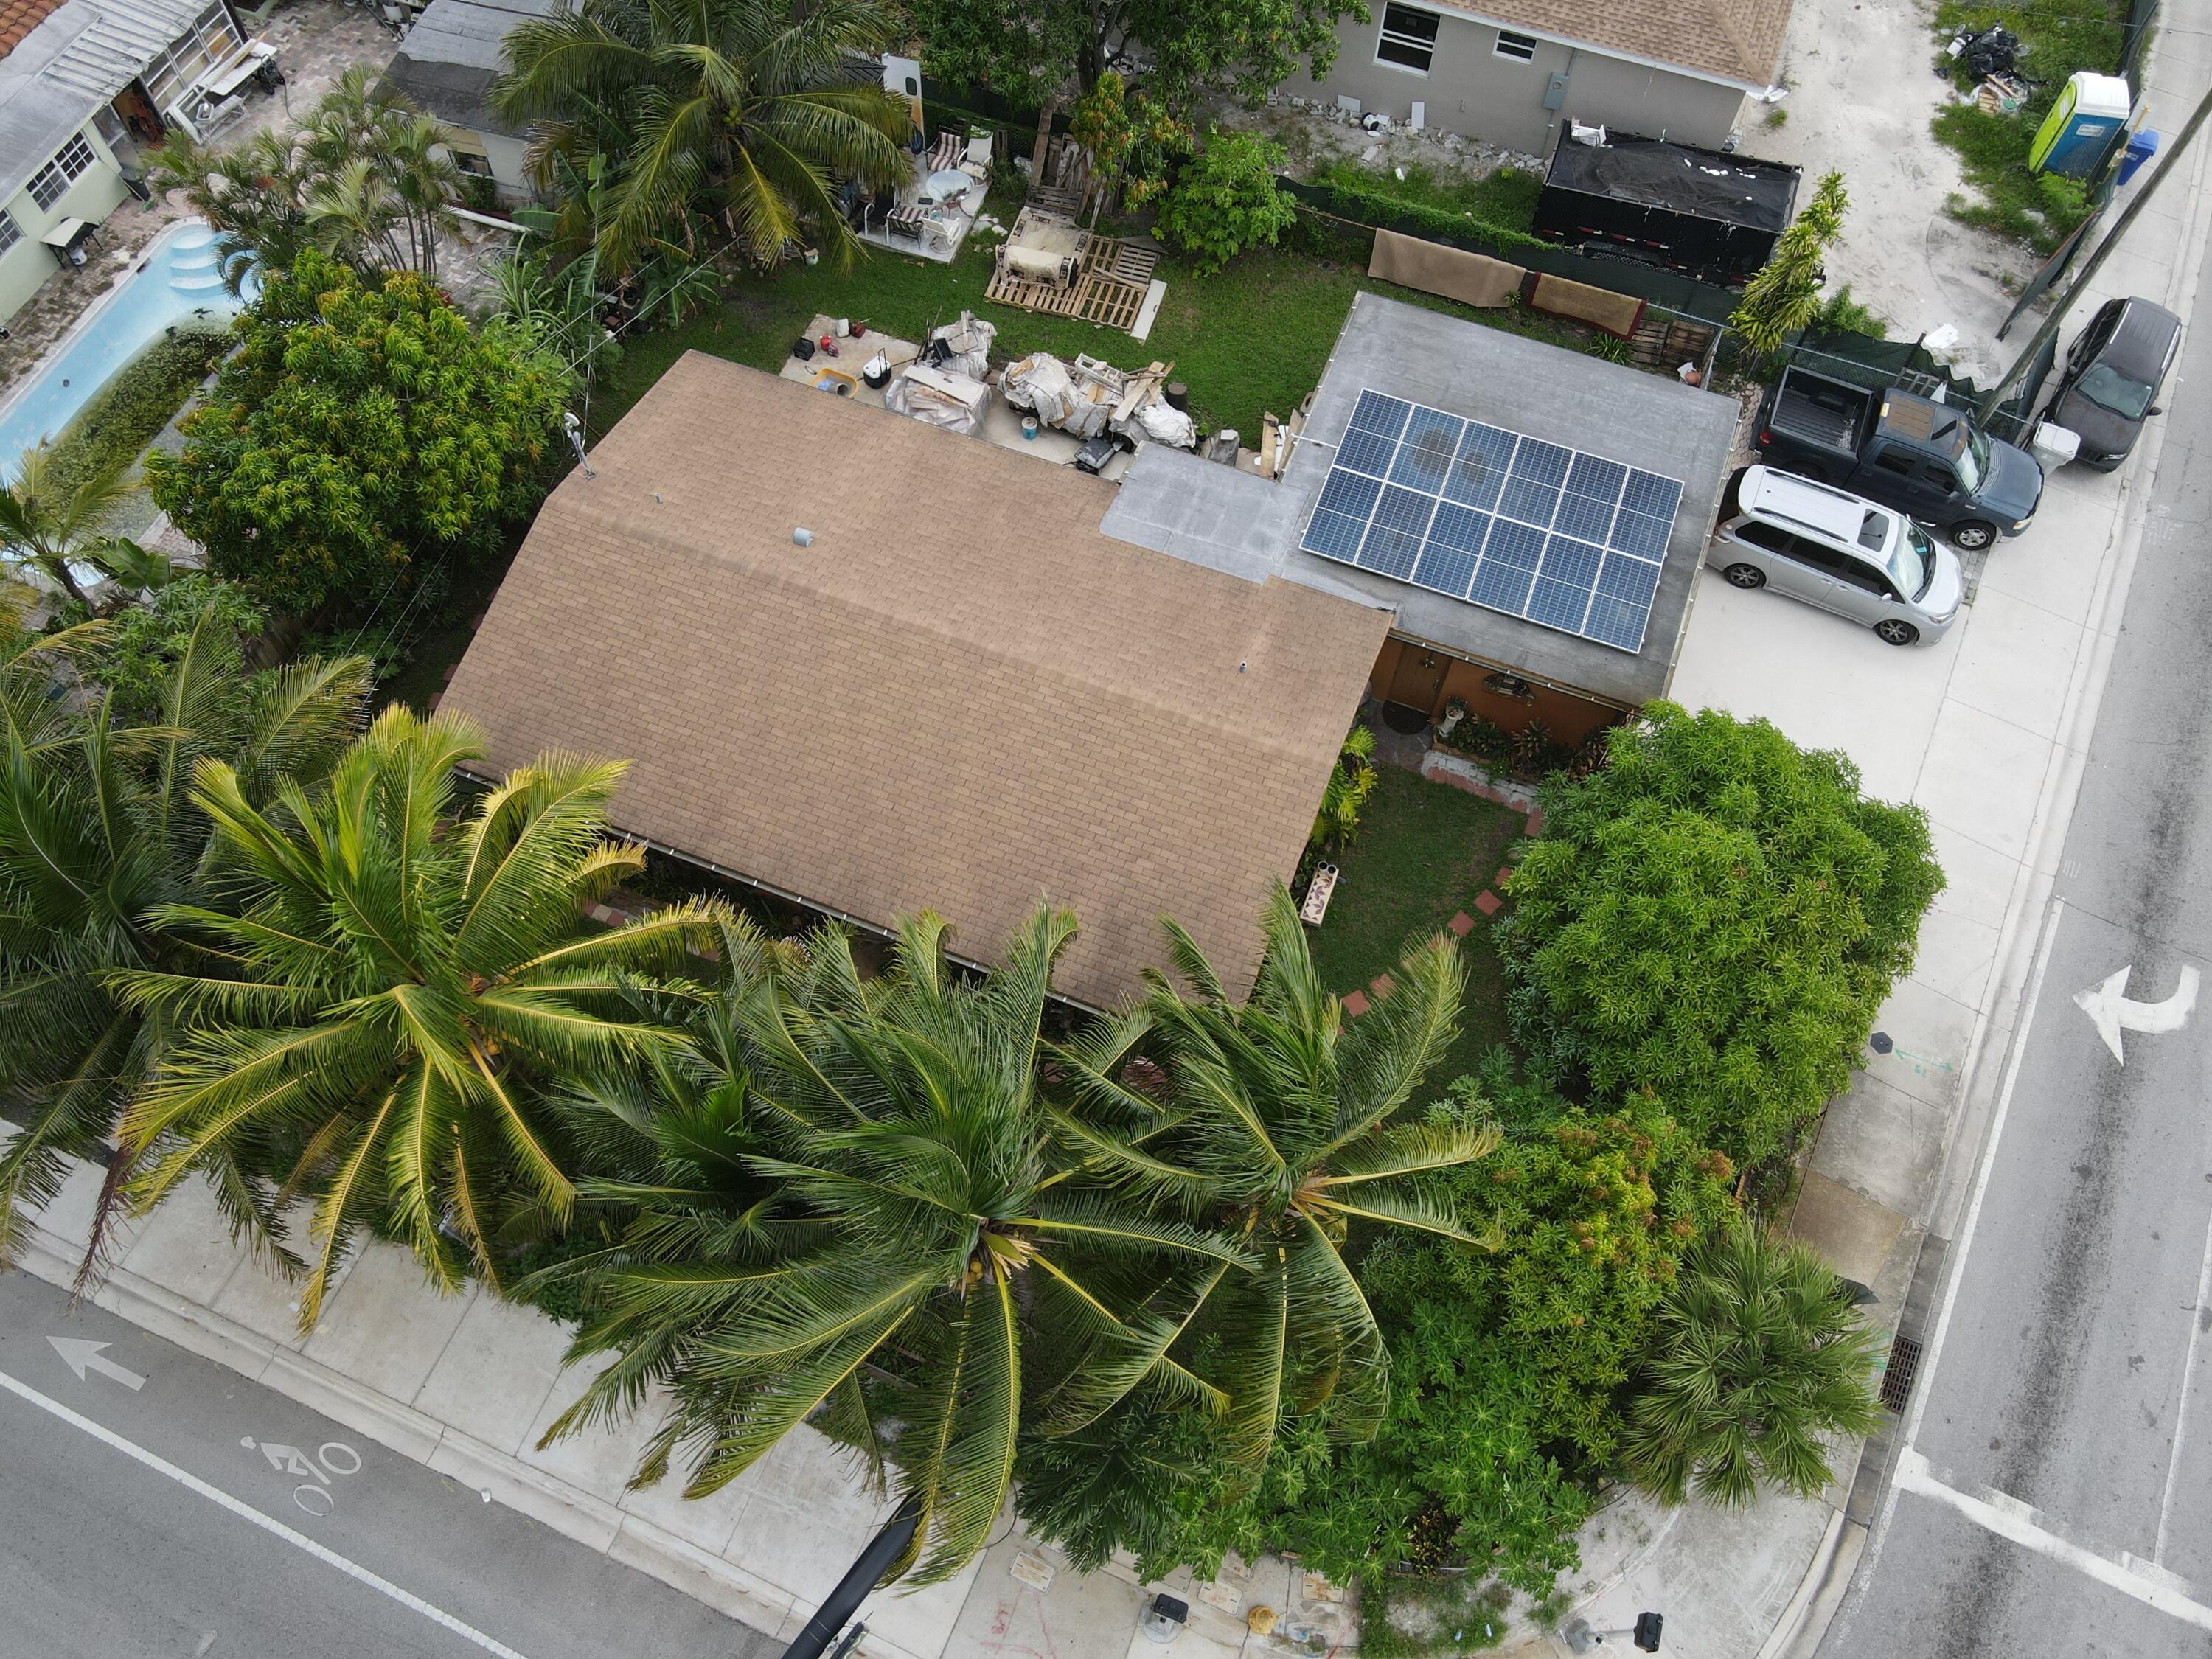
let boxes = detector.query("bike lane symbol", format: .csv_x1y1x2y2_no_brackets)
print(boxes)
243,1436,363,1516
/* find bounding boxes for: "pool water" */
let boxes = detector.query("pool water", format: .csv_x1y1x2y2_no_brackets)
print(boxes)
0,220,256,476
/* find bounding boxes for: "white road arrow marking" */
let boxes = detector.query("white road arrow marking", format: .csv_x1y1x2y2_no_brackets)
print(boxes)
46,1336,145,1391
2074,964,2201,1064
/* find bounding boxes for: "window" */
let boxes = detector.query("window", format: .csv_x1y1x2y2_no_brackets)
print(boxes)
1874,449,1918,479
1377,4,1440,72
452,150,493,177
0,209,18,257
1832,558,1894,597
1495,29,1539,60
27,134,96,211
1736,521,1795,554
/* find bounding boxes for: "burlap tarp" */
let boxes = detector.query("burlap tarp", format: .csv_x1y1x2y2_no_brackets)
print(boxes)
1368,227,1524,307
1527,272,1646,340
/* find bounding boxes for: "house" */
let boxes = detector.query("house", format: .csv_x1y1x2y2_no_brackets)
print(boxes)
1100,293,1739,746
0,0,254,325
441,352,1392,1009
1309,0,1792,156
381,0,556,201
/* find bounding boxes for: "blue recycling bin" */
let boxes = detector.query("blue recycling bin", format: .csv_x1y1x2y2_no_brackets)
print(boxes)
2120,128,2160,184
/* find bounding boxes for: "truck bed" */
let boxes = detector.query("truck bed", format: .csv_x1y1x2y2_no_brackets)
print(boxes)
1768,371,1876,456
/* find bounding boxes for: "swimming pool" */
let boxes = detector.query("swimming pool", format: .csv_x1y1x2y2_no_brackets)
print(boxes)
0,220,257,476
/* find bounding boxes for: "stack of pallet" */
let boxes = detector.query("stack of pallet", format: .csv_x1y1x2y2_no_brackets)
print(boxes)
984,206,1164,334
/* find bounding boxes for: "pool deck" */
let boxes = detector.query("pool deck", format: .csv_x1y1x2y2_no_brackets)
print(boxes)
0,0,415,407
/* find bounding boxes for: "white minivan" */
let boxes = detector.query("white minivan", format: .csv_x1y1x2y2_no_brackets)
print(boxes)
1710,466,1965,646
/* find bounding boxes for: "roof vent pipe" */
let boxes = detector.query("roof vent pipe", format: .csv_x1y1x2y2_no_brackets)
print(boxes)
793,527,815,546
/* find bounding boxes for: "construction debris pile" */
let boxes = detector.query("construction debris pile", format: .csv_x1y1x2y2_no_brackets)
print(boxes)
885,311,998,434
999,352,1197,450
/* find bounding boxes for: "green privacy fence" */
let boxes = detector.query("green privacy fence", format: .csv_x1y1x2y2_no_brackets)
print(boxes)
1274,175,1745,326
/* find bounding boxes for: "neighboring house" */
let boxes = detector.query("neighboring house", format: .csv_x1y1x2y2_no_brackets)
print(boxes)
442,352,1391,1010
381,0,555,201
1311,0,1792,155
0,0,251,326
1102,293,1739,745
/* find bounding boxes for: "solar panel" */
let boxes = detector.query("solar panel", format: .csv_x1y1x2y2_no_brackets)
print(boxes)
1298,392,1686,654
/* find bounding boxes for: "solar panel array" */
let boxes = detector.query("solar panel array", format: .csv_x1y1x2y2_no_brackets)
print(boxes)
1301,391,1686,653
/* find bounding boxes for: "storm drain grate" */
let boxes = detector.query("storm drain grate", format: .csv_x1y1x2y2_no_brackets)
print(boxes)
1879,1334,1923,1413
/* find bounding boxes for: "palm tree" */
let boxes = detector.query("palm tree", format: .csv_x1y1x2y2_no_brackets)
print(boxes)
1048,886,1500,1478
534,906,1244,1585
0,441,142,607
0,611,370,1266
151,68,461,288
1620,1223,1882,1507
114,706,725,1325
494,0,913,272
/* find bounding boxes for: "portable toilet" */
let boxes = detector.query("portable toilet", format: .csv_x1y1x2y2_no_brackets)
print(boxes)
2030,72,2132,178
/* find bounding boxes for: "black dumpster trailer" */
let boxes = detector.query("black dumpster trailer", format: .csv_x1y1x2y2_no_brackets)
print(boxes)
1532,131,1801,288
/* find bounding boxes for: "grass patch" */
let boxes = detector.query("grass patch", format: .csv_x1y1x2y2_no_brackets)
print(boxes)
1306,764,1522,1085
586,189,1630,443
1928,0,2118,255
1308,156,1541,232
40,330,228,503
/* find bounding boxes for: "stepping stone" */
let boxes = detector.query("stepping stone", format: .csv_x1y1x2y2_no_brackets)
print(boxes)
1497,866,1516,887
1369,973,1394,999
1447,911,1476,936
1341,990,1370,1017
1474,891,1503,916
1524,810,1544,836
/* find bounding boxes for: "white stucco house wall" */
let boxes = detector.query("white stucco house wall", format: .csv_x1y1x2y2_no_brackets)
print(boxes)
1309,0,1793,156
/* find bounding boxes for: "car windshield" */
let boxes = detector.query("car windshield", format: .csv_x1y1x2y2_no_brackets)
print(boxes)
2077,361,2158,420
1955,427,1989,493
1891,523,1937,602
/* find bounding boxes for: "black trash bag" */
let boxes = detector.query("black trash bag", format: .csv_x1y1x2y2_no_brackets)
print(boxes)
1954,25,2021,78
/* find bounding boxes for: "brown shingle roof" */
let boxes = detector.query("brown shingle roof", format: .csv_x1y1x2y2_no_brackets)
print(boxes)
0,0,68,56
1450,0,1790,88
443,353,1393,1009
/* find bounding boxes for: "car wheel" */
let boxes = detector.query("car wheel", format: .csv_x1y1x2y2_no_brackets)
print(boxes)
1722,563,1767,590
1952,520,1997,551
1875,619,1920,647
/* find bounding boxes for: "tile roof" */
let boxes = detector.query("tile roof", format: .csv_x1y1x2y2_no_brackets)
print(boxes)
442,354,1394,1010
0,0,67,56
1447,0,1792,88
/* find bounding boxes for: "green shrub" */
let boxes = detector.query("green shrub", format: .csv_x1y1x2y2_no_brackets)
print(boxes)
92,574,266,726
1155,128,1300,274
1309,156,1542,236
41,330,229,507
1499,703,1944,1166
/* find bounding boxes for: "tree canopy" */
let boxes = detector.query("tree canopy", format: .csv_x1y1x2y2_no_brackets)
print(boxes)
1500,702,1943,1165
146,250,571,615
495,0,911,273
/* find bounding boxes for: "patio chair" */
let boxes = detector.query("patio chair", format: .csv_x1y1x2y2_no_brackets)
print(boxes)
885,204,926,245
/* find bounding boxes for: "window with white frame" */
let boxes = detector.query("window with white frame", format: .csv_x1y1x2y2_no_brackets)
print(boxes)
27,135,96,211
0,209,20,257
1377,2,1441,72
1494,28,1539,60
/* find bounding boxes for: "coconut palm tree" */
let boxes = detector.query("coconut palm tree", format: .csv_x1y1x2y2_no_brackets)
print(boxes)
532,906,1245,1585
1621,1222,1883,1506
114,706,725,1326
494,0,912,272
0,441,143,608
1047,886,1500,1478
0,611,371,1267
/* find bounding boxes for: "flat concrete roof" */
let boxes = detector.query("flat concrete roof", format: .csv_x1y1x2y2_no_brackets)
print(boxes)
1101,293,1739,708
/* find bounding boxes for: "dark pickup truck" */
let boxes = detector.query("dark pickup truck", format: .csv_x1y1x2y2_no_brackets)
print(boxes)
1753,366,2043,550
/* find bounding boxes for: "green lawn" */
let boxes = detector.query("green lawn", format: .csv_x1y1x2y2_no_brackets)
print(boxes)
1929,0,2121,255
583,192,1627,444
1307,765,1524,1088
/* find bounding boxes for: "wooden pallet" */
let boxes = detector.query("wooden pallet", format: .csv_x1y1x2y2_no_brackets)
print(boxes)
1096,238,1161,285
986,216,1160,333
1628,314,1717,372
1025,181,1085,218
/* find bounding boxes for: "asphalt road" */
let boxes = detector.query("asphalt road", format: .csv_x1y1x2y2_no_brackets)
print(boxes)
1821,318,2212,1652
0,1270,779,1659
